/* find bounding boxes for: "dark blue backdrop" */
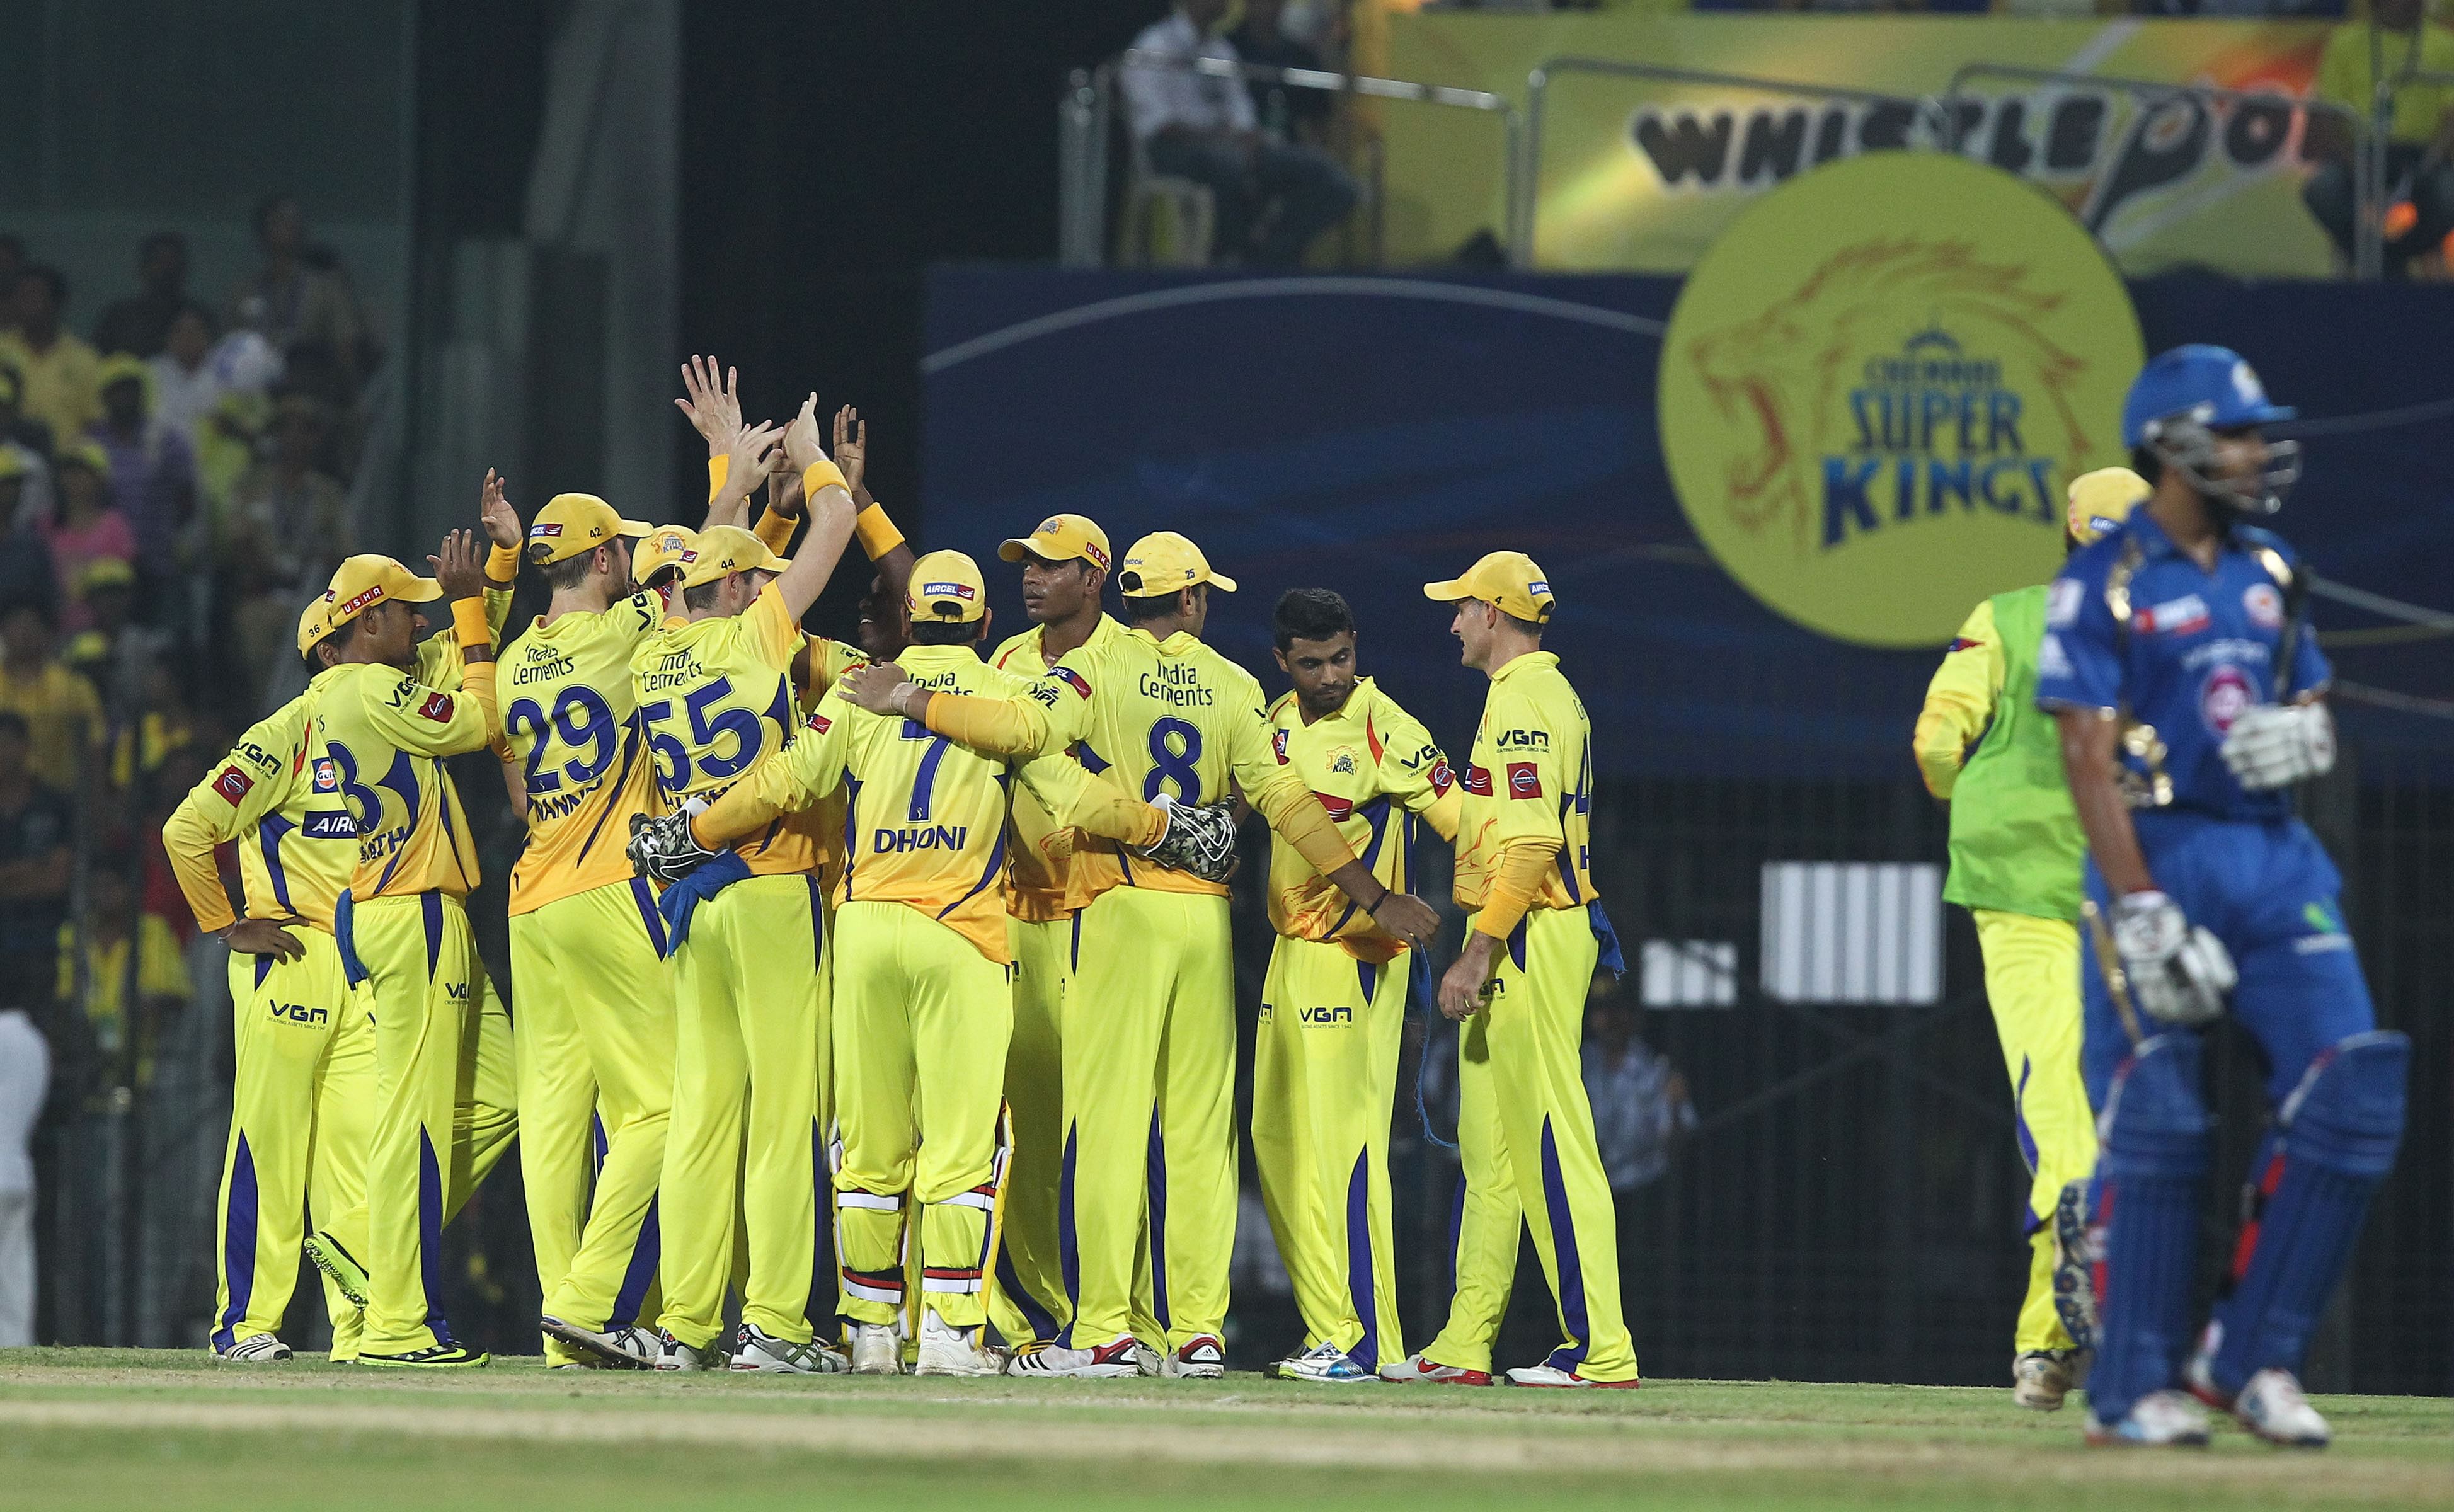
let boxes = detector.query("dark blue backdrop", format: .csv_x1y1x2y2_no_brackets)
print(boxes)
919,268,2454,780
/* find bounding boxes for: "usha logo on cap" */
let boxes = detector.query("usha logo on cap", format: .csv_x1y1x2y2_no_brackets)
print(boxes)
920,581,976,600
335,585,385,617
1082,542,1111,570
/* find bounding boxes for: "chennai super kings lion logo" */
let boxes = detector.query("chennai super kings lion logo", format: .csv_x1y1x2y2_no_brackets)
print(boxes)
1685,238,2096,556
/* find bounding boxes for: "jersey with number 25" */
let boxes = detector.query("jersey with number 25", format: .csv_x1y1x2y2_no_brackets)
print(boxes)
629,580,814,877
500,592,660,915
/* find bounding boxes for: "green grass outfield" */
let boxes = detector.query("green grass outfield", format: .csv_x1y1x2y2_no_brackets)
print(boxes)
0,1349,2445,1511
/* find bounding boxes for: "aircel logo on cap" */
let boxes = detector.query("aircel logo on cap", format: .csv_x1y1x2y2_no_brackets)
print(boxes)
1527,580,1550,595
532,522,564,537
920,581,975,600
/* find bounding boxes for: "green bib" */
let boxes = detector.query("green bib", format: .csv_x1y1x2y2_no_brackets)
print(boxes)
1943,584,2084,922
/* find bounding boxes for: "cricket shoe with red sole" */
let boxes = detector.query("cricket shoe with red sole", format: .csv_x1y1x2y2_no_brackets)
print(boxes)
1505,1364,1639,1389
1160,1336,1225,1380
1377,1353,1493,1386
1006,1334,1142,1378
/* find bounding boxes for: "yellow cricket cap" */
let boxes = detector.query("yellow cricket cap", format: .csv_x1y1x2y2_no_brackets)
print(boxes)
1116,530,1235,598
527,491,653,566
2067,467,2150,547
634,525,698,587
1423,550,1556,623
75,558,135,597
907,549,989,624
676,525,788,590
998,513,1113,573
57,439,110,482
0,449,27,484
295,598,333,656
98,353,150,393
320,554,442,636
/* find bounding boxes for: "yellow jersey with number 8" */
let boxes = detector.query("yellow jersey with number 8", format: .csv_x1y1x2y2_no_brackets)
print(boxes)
629,581,815,878
501,592,662,915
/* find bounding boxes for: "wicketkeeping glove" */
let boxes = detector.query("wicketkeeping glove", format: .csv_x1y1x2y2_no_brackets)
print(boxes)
628,799,716,886
2111,890,2237,1027
1133,793,1241,883
2220,701,2334,791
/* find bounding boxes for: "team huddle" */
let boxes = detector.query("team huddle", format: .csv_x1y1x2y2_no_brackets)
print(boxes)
162,357,1639,1385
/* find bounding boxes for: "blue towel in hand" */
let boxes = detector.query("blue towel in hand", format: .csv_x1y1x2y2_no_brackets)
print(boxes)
657,850,752,948
1588,900,1625,978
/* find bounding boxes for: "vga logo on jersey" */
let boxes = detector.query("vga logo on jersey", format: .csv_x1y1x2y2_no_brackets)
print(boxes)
1494,728,1549,751
270,1002,330,1026
1508,761,1542,798
1460,765,1494,797
2244,582,2284,629
873,823,970,854
2134,593,2210,637
2200,664,2254,735
213,765,255,805
1298,1004,1353,1024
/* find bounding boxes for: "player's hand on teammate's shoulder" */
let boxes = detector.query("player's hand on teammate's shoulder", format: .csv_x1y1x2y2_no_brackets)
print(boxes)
836,659,917,717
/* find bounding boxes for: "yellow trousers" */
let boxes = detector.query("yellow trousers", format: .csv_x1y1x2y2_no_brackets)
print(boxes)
508,878,675,1360
988,914,1070,1347
1425,907,1637,1381
340,891,519,1356
830,902,1012,1329
1253,936,1408,1372
1058,888,1236,1351
212,930,374,1360
659,873,825,1350
1971,908,2097,1356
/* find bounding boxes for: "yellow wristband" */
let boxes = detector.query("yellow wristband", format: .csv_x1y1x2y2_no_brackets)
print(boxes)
800,458,848,499
484,543,520,585
451,596,493,650
853,503,904,561
706,455,730,504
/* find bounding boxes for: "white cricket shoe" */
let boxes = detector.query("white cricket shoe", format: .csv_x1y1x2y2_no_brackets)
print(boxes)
2230,1368,2331,1448
541,1315,657,1370
1505,1363,1639,1389
1132,1339,1164,1377
1273,1342,1375,1383
2085,1389,2212,1446
213,1334,293,1363
2012,1349,2086,1411
847,1320,903,1376
915,1311,1002,1377
731,1323,849,1374
652,1328,721,1372
1377,1352,1493,1386
1005,1334,1140,1378
1160,1334,1225,1379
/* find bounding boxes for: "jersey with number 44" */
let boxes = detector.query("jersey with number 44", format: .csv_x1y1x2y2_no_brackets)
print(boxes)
500,592,660,915
629,581,817,878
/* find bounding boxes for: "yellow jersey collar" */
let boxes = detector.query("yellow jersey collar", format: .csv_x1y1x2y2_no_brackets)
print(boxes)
1489,650,1559,686
895,643,980,673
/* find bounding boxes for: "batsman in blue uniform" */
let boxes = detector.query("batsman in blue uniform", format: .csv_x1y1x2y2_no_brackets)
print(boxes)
2036,345,2408,1450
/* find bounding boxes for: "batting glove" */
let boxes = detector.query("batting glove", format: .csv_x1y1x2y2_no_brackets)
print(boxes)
628,799,716,885
1134,793,1241,883
2220,701,2334,791
2111,890,2237,1027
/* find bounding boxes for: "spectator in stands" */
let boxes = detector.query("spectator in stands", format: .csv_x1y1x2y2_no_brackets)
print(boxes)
1230,0,1336,144
2306,0,2454,277
90,354,196,602
1582,974,1695,1198
41,443,136,633
57,859,188,1097
102,650,198,806
0,605,103,793
1123,0,1360,265
146,306,223,453
0,972,45,1349
0,711,72,982
0,381,52,538
226,195,364,397
0,267,101,449
216,395,348,702
92,232,192,360
64,559,168,723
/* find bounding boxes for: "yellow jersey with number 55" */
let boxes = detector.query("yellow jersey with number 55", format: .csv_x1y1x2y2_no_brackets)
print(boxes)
629,580,814,878
501,592,662,915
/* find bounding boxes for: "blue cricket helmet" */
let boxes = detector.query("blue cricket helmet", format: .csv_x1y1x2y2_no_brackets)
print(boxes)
2121,345,2296,449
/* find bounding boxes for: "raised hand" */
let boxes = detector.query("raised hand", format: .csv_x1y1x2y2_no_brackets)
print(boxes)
832,406,868,501
432,528,490,601
478,468,520,552
709,421,783,525
675,354,745,455
782,392,827,473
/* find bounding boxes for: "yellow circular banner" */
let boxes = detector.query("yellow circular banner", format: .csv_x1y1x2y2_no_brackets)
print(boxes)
1659,152,2144,647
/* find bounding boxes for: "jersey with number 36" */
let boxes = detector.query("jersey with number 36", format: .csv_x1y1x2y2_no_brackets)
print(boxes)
629,580,816,878
501,592,660,915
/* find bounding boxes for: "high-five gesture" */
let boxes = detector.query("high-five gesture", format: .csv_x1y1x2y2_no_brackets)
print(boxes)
478,468,520,566
833,405,870,505
707,420,783,529
781,392,828,474
432,528,491,602
675,354,745,456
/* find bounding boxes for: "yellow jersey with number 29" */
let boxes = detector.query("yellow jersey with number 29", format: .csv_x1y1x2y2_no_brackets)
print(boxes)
629,580,813,878
500,592,662,915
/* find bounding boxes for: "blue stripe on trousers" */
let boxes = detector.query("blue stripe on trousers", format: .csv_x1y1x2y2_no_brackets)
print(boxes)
1539,1117,1590,1370
418,1130,455,1346
628,877,668,960
995,1244,1060,1343
1346,1148,1379,1372
214,1133,260,1351
611,1196,660,1331
1055,1129,1080,1348
420,891,444,982
1145,1112,1171,1332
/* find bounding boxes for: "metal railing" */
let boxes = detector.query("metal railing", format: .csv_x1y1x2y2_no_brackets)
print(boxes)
1943,63,2382,280
1060,50,1521,268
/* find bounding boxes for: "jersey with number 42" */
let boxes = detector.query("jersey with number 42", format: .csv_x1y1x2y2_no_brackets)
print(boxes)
500,592,660,915
629,581,816,878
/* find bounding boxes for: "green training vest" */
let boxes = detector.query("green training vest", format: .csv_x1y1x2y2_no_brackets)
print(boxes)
1942,583,2084,922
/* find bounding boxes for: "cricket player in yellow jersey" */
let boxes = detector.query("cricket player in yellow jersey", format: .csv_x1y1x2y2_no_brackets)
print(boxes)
1254,588,1462,1383
631,404,860,1373
842,531,1439,1378
161,602,372,1363
1405,551,1639,1389
313,512,522,1369
498,491,670,1370
637,551,1232,1376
